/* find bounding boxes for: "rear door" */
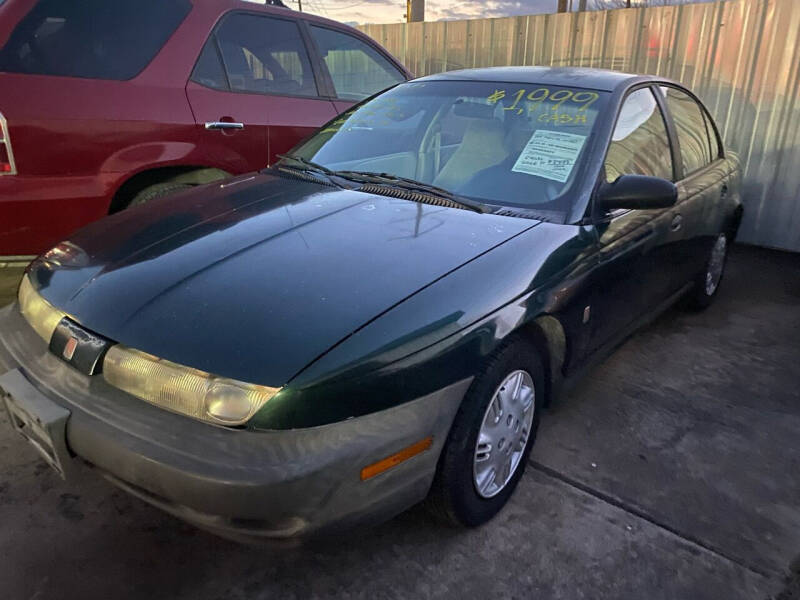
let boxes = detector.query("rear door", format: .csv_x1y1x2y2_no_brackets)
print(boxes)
588,86,679,352
305,25,408,115
186,11,337,171
659,85,728,289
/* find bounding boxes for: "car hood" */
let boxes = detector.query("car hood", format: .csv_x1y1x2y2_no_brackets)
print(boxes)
29,173,538,387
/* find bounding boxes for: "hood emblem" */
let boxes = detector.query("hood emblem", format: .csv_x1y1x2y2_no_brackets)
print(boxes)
63,337,78,361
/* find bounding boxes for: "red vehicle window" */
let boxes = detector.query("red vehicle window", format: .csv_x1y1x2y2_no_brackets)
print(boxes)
309,26,406,101
0,0,191,80
192,40,228,91
193,13,319,98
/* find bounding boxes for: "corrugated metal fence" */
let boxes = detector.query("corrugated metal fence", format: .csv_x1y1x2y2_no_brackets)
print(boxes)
360,0,800,251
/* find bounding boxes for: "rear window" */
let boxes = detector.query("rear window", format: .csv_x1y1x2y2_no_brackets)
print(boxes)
0,0,191,80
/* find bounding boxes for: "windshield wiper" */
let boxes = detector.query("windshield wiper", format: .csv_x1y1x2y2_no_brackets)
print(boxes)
333,170,490,214
275,154,339,178
275,160,489,214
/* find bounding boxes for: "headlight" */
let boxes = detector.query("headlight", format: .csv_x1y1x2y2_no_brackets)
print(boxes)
18,274,66,343
103,345,280,426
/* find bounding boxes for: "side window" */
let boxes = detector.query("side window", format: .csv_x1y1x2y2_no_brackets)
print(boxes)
192,40,227,90
309,26,405,101
662,86,714,176
205,13,317,97
605,88,673,183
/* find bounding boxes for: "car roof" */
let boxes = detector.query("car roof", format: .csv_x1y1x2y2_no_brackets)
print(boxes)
207,0,365,30
415,66,662,92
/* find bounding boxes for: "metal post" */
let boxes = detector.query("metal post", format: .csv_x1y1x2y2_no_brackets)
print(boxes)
407,0,424,22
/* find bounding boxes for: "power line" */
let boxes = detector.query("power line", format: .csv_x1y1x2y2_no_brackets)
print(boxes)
304,0,329,15
320,1,369,11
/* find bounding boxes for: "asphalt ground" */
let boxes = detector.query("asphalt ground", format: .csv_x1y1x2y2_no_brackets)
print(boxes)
0,245,798,599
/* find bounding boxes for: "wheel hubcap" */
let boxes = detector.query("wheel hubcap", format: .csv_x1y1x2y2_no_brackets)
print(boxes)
473,370,535,498
705,234,727,296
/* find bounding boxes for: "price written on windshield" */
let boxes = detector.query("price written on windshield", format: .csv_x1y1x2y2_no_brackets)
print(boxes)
486,88,600,118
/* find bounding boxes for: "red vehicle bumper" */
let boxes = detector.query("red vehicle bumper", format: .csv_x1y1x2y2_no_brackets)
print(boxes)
0,173,116,256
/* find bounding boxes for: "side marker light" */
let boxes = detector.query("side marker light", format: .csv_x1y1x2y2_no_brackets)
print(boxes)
360,437,433,481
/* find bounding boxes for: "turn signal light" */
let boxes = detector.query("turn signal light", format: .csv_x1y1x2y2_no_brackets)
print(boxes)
360,437,433,481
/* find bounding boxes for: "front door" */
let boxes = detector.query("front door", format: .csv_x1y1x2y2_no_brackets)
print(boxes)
588,86,678,352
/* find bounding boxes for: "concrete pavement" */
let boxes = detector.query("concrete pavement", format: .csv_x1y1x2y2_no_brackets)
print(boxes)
0,265,23,307
0,245,798,599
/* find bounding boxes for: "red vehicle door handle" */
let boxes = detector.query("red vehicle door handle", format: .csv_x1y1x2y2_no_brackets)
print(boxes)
205,121,244,130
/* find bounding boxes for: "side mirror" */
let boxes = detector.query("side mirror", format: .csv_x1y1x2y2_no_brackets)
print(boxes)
596,174,678,211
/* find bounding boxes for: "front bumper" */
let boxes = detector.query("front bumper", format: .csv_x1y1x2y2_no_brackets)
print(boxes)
0,304,469,542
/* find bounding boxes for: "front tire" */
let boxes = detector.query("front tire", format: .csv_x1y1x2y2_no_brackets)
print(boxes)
128,182,193,208
427,339,544,527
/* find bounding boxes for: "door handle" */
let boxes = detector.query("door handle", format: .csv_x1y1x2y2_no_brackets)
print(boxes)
720,184,729,199
671,214,683,231
205,121,244,131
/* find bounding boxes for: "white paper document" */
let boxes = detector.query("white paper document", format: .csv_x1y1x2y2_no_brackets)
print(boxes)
511,130,587,183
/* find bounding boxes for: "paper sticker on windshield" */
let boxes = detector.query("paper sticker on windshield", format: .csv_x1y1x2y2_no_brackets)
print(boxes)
511,130,587,183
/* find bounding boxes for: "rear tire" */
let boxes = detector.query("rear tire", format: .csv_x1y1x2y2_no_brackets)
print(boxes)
684,233,728,311
127,182,192,208
427,338,544,527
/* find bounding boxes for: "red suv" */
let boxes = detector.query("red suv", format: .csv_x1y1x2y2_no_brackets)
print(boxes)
0,0,411,257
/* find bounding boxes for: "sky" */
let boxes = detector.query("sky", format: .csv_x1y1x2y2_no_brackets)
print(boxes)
292,0,562,25
285,0,711,25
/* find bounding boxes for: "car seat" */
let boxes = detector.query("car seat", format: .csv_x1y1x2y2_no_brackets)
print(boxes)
433,118,508,190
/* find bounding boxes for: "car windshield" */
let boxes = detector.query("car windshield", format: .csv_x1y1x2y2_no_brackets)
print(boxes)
291,80,610,218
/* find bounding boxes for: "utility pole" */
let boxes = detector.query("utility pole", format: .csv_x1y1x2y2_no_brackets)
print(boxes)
557,0,568,12
297,0,302,11
406,0,424,22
